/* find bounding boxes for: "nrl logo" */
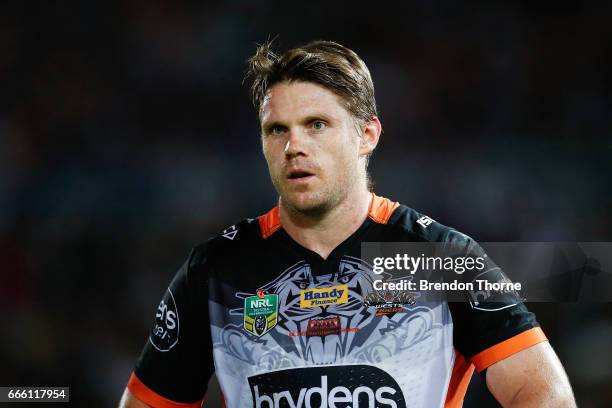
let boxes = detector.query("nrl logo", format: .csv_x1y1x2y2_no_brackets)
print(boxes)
244,290,279,336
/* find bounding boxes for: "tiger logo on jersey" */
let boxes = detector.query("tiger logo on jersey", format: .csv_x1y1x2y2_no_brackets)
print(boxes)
219,256,442,373
244,256,378,365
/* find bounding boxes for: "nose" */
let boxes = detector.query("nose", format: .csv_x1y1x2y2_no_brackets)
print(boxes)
284,128,308,159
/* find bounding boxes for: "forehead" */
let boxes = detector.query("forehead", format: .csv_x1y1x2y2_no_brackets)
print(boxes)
260,81,349,123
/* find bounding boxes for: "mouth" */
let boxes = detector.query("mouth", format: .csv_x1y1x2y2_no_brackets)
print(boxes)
286,169,315,182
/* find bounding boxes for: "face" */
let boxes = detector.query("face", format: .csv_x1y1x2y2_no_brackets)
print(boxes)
260,81,370,215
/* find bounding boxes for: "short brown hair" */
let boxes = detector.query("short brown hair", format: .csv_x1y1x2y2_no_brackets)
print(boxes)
246,40,378,123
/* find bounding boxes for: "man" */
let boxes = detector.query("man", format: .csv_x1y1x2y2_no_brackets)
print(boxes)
119,41,575,407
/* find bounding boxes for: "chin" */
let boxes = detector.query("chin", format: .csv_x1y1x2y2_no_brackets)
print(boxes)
284,192,329,215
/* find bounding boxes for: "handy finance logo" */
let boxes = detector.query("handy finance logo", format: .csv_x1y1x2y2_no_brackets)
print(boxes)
300,284,348,308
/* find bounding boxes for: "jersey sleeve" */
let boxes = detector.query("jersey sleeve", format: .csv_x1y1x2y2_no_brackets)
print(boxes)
128,245,215,407
445,231,548,373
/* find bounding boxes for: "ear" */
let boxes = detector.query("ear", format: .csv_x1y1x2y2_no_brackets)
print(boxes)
359,116,382,156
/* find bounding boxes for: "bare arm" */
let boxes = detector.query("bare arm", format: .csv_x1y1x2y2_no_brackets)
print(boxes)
118,388,150,408
486,342,576,407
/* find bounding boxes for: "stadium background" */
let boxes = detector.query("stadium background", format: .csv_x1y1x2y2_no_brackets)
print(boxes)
1,1,611,406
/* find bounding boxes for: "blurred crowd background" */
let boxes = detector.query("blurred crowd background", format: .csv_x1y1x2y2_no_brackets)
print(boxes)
1,1,611,407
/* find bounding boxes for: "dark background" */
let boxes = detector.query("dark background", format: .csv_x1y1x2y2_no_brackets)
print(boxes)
1,1,611,407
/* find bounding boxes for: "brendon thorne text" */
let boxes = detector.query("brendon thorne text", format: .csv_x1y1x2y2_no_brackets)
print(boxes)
373,279,522,292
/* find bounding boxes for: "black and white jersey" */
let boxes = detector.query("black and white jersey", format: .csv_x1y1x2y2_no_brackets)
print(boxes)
127,193,546,408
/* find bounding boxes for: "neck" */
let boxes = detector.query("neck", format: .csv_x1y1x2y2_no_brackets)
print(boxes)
279,187,373,260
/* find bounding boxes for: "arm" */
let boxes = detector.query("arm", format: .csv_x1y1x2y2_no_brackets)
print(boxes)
486,342,576,407
118,245,213,408
118,388,150,408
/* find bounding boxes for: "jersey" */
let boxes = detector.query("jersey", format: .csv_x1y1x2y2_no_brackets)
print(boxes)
127,194,547,408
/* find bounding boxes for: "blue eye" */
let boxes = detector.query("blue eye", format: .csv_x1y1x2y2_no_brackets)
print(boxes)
312,121,326,130
272,125,284,135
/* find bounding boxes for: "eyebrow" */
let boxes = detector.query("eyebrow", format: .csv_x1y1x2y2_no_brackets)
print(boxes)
300,114,334,125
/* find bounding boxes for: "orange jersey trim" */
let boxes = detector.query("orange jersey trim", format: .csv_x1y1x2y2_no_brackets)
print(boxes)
127,373,203,408
444,352,474,408
259,206,281,239
368,193,400,224
471,327,548,372
259,193,399,238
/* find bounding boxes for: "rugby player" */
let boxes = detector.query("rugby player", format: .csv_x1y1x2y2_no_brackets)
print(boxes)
119,41,576,407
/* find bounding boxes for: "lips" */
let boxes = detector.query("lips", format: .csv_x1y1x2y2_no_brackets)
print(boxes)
287,169,314,180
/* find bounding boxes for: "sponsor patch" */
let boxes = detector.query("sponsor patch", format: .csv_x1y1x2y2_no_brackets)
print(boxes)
287,317,360,337
149,289,179,352
307,316,341,336
300,284,348,308
244,291,279,336
248,365,407,408
467,268,521,311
